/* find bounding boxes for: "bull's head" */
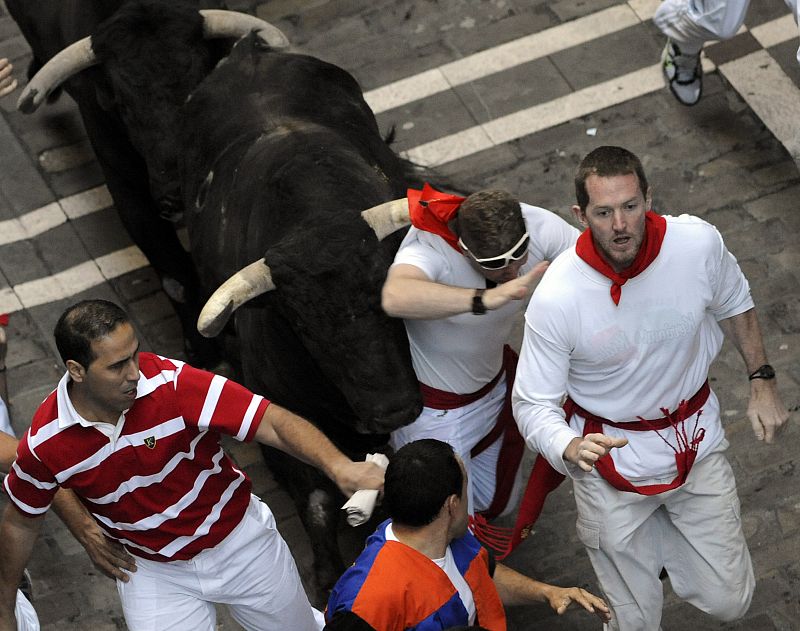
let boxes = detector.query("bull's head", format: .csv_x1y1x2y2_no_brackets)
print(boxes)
16,3,288,218
198,199,418,434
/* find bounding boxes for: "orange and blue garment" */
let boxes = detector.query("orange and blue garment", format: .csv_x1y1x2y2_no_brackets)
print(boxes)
325,520,506,631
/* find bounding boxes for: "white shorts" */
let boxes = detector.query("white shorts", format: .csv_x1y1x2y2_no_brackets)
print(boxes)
390,379,523,516
117,495,323,631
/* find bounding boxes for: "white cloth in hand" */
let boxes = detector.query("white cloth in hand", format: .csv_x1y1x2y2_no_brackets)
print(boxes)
341,453,389,527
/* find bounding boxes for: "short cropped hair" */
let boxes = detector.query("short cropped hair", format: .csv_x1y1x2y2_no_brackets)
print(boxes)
456,190,526,258
574,146,649,212
384,439,463,528
54,300,131,368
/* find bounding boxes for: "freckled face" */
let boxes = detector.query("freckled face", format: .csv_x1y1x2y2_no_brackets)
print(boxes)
574,173,650,273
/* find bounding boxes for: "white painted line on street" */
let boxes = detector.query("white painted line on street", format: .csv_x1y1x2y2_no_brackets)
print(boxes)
364,3,644,114
750,14,798,49
0,245,148,313
627,0,661,23
0,185,111,246
719,49,800,161
60,185,112,220
405,58,717,166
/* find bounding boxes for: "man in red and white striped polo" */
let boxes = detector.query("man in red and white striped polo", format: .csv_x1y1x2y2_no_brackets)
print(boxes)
0,299,384,631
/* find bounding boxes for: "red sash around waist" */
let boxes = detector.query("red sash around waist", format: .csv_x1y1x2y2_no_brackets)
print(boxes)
477,380,711,560
418,348,523,526
564,380,709,495
419,367,504,410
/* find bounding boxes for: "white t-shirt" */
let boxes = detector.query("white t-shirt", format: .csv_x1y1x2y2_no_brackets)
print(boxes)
385,523,476,624
393,203,578,394
513,214,753,481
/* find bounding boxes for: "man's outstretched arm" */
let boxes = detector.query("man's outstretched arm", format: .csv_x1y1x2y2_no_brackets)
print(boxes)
493,563,611,622
254,402,384,497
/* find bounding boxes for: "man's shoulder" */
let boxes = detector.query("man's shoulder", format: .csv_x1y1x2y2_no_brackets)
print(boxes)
662,213,723,249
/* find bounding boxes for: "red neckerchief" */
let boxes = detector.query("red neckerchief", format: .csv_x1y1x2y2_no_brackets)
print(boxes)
407,183,466,253
0,314,8,327
576,211,667,305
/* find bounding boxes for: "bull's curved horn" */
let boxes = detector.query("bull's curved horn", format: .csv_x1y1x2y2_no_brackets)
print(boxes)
200,10,290,50
198,259,275,337
17,37,97,114
361,198,410,241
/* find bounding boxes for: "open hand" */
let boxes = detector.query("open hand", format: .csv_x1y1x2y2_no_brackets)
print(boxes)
545,585,612,622
80,525,137,581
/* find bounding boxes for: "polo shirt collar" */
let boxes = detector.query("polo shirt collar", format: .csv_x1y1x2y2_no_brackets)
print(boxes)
55,370,145,440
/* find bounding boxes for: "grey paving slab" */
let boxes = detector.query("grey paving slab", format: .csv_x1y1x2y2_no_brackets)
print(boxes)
744,0,796,28
70,207,134,259
0,240,52,285
376,88,478,152
549,23,663,91
548,0,622,23
442,9,556,58
770,39,800,87
0,115,54,215
29,220,100,275
453,56,573,124
706,30,763,66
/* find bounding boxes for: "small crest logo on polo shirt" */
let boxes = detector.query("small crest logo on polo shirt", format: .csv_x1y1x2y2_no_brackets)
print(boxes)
143,436,156,449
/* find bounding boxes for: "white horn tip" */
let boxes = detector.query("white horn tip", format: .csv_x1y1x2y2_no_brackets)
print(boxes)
197,300,235,338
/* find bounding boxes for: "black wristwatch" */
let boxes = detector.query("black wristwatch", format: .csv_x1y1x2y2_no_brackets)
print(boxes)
472,288,487,315
748,364,775,380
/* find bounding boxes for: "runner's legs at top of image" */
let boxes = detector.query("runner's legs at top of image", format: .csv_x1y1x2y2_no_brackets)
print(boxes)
654,0,799,106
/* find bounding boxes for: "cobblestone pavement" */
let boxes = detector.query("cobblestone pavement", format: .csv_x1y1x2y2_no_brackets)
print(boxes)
1,0,799,629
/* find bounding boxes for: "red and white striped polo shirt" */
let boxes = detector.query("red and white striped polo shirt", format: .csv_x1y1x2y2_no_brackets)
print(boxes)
4,352,269,562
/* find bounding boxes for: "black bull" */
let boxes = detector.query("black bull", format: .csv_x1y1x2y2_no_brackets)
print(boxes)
180,36,423,593
6,0,235,366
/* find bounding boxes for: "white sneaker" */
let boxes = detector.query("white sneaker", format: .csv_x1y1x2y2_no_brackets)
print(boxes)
661,40,702,106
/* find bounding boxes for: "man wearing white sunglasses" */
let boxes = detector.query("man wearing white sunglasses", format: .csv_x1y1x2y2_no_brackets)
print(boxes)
381,188,578,522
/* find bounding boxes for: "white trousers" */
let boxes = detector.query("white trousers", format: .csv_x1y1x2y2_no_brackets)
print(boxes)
655,0,800,60
117,495,323,631
573,445,754,631
390,379,523,516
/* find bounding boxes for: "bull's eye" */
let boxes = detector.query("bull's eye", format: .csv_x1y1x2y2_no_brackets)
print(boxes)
195,170,214,212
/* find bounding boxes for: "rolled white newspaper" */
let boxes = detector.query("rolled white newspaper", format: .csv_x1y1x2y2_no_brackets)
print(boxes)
341,452,389,527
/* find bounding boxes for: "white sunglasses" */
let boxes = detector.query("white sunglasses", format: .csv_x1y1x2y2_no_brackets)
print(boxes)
458,232,530,270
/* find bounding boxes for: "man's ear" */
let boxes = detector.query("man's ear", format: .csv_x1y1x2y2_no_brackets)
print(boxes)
445,494,459,516
571,204,587,228
66,359,86,383
646,187,653,211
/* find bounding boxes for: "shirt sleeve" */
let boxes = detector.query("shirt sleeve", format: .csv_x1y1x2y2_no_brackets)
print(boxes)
173,364,270,442
3,430,59,517
512,291,586,478
391,228,446,281
707,226,753,320
521,204,580,263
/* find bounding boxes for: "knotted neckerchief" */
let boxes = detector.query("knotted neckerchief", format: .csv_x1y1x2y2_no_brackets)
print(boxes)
575,211,667,305
407,183,465,252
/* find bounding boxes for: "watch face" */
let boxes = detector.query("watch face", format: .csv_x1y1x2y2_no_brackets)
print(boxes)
751,364,775,379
